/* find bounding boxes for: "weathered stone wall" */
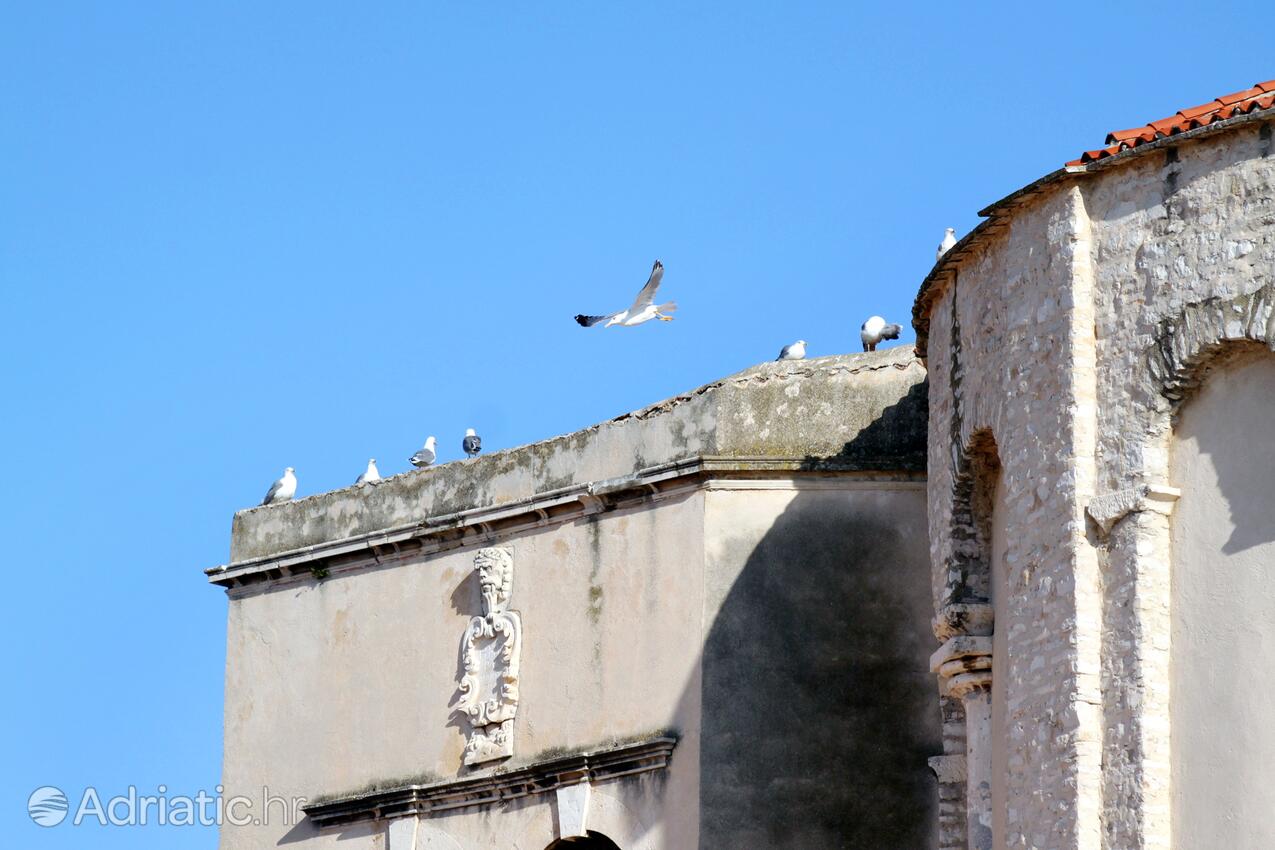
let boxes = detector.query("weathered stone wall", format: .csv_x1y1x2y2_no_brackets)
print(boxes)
922,116,1275,850
1084,119,1275,850
925,181,1100,850
213,349,938,849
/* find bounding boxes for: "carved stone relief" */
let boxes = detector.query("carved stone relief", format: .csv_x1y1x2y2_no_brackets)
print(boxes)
455,547,522,765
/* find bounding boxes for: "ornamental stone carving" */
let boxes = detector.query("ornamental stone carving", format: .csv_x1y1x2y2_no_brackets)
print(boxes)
455,547,522,765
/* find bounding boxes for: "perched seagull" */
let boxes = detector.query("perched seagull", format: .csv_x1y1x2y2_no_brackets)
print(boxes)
574,260,677,328
355,459,381,485
861,316,903,352
462,428,482,458
937,227,957,260
261,467,297,506
409,436,437,468
776,340,807,361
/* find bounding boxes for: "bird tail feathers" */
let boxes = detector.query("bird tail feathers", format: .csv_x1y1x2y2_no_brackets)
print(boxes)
882,323,903,340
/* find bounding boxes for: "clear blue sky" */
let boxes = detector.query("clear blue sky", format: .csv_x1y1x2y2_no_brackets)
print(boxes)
1,2,1266,845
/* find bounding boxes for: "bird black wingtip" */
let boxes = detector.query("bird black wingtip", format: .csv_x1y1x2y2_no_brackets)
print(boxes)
574,314,589,327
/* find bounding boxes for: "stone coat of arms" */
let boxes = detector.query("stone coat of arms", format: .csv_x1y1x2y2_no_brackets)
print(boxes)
455,547,522,765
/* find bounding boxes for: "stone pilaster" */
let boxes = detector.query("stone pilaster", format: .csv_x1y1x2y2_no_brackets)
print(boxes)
932,605,994,850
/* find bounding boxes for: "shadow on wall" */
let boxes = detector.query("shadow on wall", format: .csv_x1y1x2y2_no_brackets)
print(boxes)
800,379,928,472
695,491,940,849
1176,350,1275,555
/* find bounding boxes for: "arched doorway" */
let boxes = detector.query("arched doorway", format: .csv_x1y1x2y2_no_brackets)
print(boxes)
545,831,622,849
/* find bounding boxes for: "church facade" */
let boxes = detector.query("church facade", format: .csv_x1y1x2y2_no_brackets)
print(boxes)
208,82,1275,849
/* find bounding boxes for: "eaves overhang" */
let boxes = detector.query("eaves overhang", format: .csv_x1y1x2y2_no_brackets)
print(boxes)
911,103,1275,359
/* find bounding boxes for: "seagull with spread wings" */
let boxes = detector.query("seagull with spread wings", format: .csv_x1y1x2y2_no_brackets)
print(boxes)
575,260,677,328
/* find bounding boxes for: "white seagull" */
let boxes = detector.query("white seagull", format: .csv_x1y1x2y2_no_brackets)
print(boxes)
261,467,297,506
410,436,437,468
860,316,903,352
937,227,957,260
355,459,381,485
575,260,677,328
776,340,807,361
462,428,482,458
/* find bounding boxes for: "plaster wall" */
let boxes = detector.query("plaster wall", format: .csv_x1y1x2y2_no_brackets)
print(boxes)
700,483,938,849
1169,353,1275,848
216,347,935,849
219,493,705,850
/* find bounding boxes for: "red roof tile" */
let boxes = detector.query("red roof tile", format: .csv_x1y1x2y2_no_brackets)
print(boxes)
1066,80,1275,166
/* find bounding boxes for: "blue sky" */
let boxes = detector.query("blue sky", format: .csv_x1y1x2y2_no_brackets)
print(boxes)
1,2,1267,845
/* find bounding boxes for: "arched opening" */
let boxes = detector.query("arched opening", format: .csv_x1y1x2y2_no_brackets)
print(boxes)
945,430,1004,850
545,831,622,849
986,451,1008,850
1170,348,1275,848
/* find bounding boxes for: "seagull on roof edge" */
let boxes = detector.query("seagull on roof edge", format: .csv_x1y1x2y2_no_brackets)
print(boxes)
356,459,380,485
776,340,807,361
937,227,957,260
861,316,903,352
462,428,482,458
262,467,297,505
574,260,677,328
410,436,437,468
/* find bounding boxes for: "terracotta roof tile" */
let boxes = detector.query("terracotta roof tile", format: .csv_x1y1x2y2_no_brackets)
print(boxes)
1067,79,1275,166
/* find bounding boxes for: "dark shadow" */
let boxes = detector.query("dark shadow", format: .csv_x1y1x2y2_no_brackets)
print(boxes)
799,379,928,472
546,830,623,848
449,568,479,615
697,491,940,848
445,567,498,774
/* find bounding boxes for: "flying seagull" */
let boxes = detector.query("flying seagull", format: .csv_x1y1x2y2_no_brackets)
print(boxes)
261,467,297,506
937,227,957,260
776,340,807,361
861,316,903,352
410,436,437,468
355,459,381,485
575,260,677,328
462,428,482,458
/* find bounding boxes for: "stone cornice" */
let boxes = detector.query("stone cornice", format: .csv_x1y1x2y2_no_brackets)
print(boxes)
302,736,677,829
206,457,920,591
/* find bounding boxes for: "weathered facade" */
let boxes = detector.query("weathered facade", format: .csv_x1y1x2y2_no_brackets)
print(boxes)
210,83,1275,849
917,84,1275,850
209,350,939,849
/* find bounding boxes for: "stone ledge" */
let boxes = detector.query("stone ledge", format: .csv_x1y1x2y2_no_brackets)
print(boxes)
302,736,677,829
206,458,923,590
1086,485,1181,535
225,347,928,564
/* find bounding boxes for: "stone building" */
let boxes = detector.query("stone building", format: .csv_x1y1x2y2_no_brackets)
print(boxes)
207,80,1275,849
